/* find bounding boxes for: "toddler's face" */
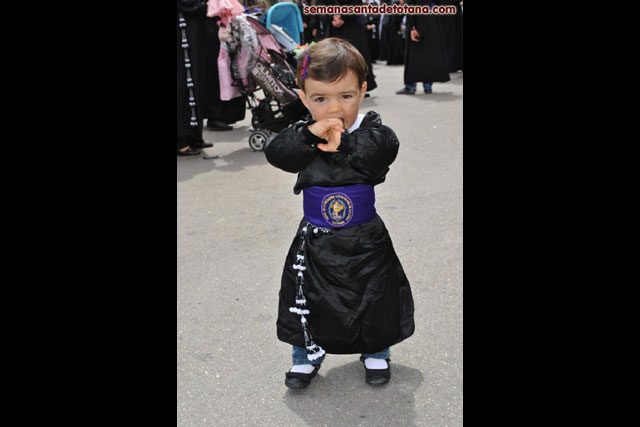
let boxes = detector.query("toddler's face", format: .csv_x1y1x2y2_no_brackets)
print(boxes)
298,71,367,131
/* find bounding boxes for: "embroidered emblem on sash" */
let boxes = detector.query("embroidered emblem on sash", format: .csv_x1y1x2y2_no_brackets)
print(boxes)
321,193,353,226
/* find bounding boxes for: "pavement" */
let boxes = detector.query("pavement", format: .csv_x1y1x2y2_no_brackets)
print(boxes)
177,63,463,427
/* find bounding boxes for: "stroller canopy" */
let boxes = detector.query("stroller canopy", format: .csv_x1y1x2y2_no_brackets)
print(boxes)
269,24,298,53
266,2,304,44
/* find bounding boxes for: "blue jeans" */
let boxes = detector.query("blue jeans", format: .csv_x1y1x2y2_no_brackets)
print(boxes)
406,82,432,91
292,346,391,365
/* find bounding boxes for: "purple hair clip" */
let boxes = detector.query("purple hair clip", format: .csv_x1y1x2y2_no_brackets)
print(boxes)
301,54,311,80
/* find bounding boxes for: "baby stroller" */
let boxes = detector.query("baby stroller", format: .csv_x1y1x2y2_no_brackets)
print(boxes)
224,14,309,151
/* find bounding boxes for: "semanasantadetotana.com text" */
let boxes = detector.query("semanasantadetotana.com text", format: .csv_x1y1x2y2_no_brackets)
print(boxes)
303,4,458,15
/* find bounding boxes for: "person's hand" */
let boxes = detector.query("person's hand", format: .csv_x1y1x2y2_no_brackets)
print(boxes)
308,118,345,152
312,28,318,37
410,28,420,42
317,127,343,152
366,24,373,30
303,22,308,29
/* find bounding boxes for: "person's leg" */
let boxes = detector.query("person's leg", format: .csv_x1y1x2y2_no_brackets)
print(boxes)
177,136,201,156
361,347,390,359
360,347,391,384
396,83,416,94
361,347,390,368
206,118,233,131
291,345,324,373
286,345,324,388
423,82,433,93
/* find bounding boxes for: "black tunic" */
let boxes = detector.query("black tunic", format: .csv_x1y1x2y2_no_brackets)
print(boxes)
404,0,450,84
364,9,380,62
386,12,406,65
177,1,207,149
437,0,463,72
325,0,378,92
378,13,390,61
298,2,314,44
265,111,415,354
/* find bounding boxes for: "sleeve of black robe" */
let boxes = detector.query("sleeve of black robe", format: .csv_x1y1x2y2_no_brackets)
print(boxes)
338,126,399,180
264,121,325,173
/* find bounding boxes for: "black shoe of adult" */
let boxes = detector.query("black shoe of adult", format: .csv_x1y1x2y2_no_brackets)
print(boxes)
424,89,433,94
395,87,415,95
177,146,201,156
193,140,214,148
364,93,371,98
206,120,233,131
360,356,391,385
285,365,321,389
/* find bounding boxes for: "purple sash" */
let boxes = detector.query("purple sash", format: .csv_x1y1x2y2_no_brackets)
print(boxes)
303,184,376,229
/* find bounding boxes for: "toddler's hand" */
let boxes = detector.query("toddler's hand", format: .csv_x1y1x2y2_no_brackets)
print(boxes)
317,127,343,152
308,118,345,143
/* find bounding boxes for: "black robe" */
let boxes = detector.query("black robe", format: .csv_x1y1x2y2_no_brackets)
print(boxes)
325,0,378,92
437,0,463,72
404,0,450,84
264,111,415,354
177,1,207,149
364,11,380,63
203,16,246,124
378,13,390,61
298,2,314,44
308,0,331,42
456,1,463,71
386,12,406,65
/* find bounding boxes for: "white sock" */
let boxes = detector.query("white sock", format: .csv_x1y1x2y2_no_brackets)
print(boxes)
364,358,388,370
290,364,316,374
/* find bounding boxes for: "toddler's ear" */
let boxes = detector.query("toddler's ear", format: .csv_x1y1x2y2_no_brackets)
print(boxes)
298,89,309,109
360,82,368,100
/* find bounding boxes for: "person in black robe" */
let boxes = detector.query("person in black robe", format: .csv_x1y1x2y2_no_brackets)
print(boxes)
202,15,247,131
376,0,393,62
377,14,389,62
325,0,378,92
385,0,406,65
264,38,414,388
436,0,463,72
363,0,381,63
177,0,211,155
395,0,450,94
308,0,331,42
297,0,314,44
457,0,463,71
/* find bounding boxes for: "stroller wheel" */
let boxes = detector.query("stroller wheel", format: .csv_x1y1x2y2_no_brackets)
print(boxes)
249,130,270,152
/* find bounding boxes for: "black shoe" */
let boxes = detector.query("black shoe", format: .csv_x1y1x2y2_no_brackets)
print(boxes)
360,356,391,385
395,87,415,95
193,140,213,148
177,146,201,156
285,365,321,389
364,93,371,98
424,88,433,94
206,120,233,131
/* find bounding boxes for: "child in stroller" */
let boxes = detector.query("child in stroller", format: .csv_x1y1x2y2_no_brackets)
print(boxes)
222,13,309,151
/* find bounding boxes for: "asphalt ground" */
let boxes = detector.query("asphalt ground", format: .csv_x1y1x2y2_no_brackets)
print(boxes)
178,62,463,427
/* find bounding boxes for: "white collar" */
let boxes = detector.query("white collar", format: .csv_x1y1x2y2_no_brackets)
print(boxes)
347,113,365,134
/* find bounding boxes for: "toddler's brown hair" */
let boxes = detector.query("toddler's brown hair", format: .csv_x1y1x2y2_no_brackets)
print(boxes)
296,38,367,92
